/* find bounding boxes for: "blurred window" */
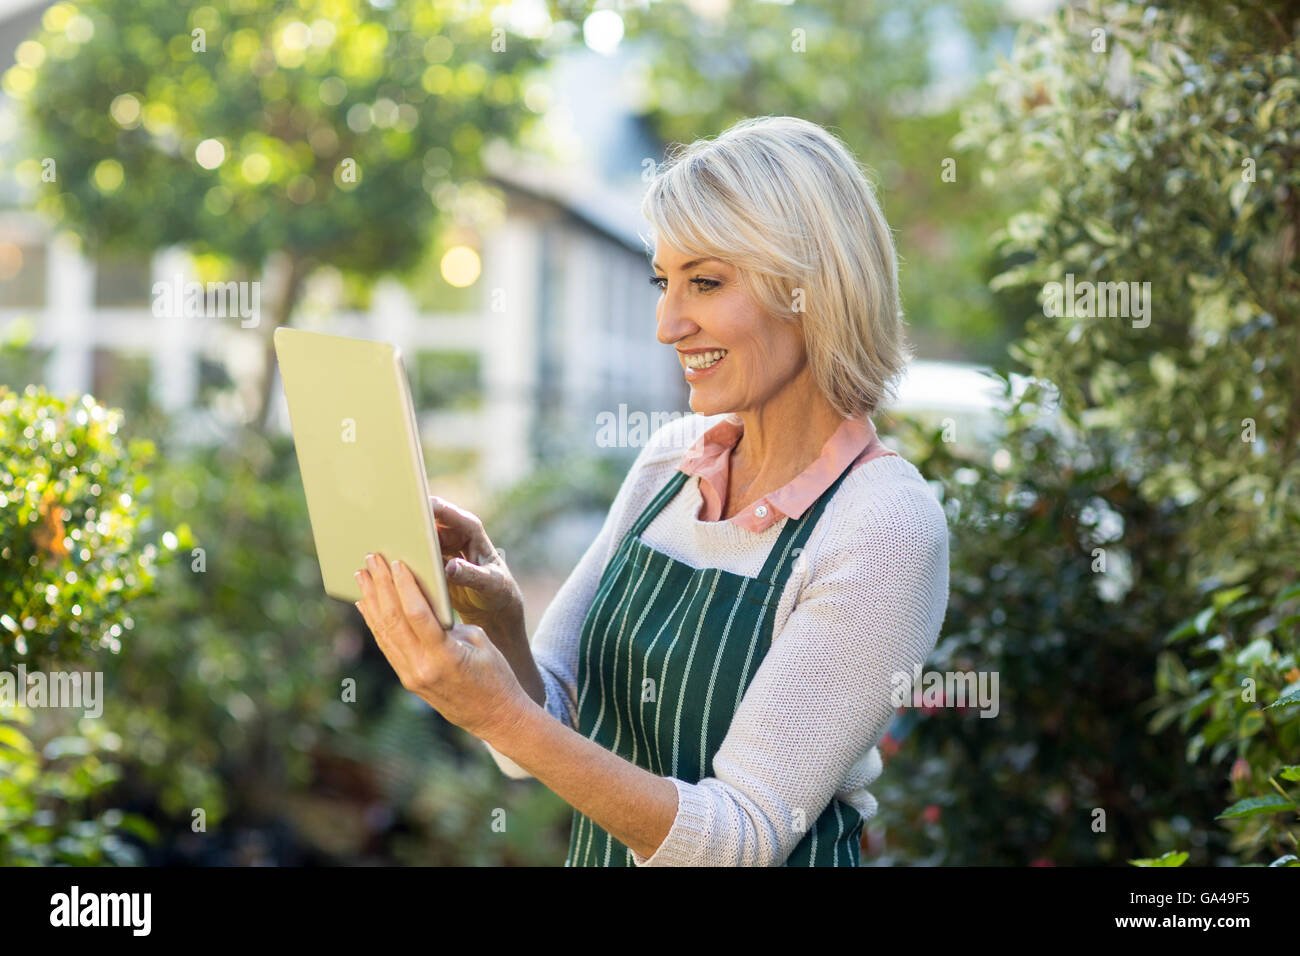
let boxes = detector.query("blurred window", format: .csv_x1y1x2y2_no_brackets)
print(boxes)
94,252,152,307
0,239,47,307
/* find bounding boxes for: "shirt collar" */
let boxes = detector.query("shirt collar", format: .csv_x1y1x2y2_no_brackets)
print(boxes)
678,413,886,531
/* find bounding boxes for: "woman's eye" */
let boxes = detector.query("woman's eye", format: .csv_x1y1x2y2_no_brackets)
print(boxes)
647,275,719,292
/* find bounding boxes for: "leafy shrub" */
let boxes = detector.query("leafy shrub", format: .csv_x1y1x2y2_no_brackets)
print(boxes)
0,386,168,665
870,0,1300,866
869,403,1227,865
0,384,170,864
1152,580,1300,865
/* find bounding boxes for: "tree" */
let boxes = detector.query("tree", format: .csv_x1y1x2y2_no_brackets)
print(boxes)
6,0,544,431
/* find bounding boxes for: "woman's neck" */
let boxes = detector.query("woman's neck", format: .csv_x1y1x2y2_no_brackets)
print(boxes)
724,372,846,516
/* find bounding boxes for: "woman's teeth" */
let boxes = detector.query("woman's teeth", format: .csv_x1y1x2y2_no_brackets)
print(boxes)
684,349,727,369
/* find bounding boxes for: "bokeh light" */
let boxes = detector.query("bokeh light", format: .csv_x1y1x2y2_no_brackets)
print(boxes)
195,138,226,169
439,246,481,287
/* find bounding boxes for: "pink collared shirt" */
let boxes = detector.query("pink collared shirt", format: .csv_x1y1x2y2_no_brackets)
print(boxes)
677,413,898,532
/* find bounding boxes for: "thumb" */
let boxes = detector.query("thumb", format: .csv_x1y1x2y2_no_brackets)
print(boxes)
445,557,496,591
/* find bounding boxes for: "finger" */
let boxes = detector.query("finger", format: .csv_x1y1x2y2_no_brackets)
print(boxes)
354,575,405,673
433,528,473,561
363,554,420,655
429,496,493,562
392,560,449,642
430,496,474,537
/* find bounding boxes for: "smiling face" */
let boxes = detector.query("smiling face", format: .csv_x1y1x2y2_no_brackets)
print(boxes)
651,240,807,417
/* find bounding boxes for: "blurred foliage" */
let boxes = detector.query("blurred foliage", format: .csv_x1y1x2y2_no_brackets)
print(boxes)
0,702,150,866
102,433,568,864
409,349,481,412
611,0,1037,361
105,434,348,826
0,361,570,864
4,0,546,427
325,690,570,865
868,402,1226,865
869,0,1299,866
6,0,542,274
0,383,171,667
485,452,629,572
1152,581,1300,865
956,0,1300,590
0,381,170,864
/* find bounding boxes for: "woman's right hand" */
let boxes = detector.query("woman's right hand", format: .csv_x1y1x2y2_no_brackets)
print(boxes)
429,495,524,633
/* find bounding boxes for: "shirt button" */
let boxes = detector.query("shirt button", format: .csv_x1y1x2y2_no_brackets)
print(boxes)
754,505,768,518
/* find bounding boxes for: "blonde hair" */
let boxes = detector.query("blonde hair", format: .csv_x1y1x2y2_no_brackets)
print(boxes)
641,115,911,418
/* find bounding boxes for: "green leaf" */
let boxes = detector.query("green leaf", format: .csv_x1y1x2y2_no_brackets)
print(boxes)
1129,850,1188,867
1194,606,1215,635
1235,638,1273,668
1239,709,1264,737
1279,766,1300,782
1212,585,1250,611
113,812,159,845
1216,795,1294,819
1083,217,1120,246
1228,178,1251,214
1270,688,1300,710
0,724,36,755
1165,616,1201,644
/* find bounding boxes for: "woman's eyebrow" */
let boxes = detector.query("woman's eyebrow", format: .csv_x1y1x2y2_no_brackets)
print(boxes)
650,257,723,272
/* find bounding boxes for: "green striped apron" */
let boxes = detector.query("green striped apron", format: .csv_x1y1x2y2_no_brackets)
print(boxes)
565,456,863,866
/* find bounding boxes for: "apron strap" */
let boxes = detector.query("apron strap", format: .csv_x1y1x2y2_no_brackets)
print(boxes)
628,468,691,538
754,452,861,585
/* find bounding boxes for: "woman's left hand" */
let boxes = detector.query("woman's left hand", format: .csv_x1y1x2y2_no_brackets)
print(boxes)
354,552,531,743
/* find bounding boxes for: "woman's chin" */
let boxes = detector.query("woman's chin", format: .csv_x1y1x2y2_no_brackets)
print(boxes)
687,390,727,417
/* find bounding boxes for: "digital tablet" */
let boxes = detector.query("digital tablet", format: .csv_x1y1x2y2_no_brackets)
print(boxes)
273,326,454,629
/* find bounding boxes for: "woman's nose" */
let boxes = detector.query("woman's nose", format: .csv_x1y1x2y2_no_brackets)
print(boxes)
655,293,698,346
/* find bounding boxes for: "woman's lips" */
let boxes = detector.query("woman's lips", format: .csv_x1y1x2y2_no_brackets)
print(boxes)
682,350,727,381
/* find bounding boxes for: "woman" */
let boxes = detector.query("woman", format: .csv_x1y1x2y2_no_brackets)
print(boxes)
354,115,950,867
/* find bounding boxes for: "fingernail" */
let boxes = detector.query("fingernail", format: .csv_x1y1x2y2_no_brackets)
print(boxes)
391,559,402,574
354,570,362,583
365,553,376,569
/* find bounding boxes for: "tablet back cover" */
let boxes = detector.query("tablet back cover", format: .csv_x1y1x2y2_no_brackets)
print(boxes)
273,327,451,625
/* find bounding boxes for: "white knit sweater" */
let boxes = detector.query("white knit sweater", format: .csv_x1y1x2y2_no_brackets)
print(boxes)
484,411,951,866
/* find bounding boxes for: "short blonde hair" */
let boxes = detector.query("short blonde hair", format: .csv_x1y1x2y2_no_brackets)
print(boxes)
641,115,911,418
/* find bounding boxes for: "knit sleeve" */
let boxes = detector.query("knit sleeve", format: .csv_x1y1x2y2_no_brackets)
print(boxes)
483,415,709,779
629,477,951,866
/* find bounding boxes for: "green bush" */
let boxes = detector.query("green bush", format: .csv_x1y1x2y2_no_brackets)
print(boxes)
105,432,568,864
1152,580,1300,865
0,384,170,864
869,0,1300,866
869,403,1226,865
0,386,169,665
